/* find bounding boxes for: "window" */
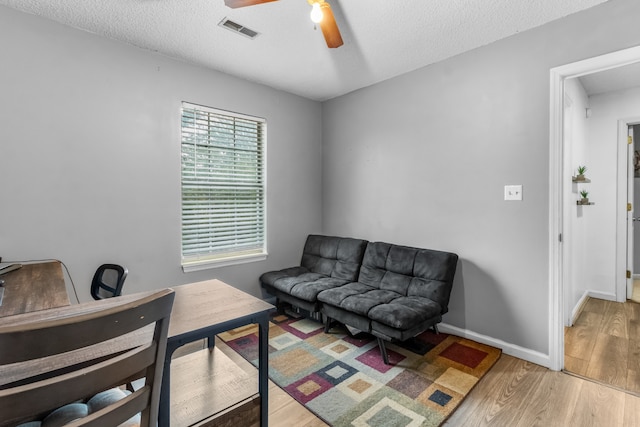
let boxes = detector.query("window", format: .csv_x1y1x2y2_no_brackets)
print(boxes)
180,102,266,271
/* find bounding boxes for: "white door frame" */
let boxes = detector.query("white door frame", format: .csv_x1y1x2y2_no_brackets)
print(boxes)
621,121,640,302
549,45,640,371
622,123,640,300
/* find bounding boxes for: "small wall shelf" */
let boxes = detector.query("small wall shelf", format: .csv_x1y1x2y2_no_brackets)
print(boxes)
574,171,593,204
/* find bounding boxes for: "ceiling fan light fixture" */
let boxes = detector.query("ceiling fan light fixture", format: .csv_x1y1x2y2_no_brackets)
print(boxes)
310,2,323,23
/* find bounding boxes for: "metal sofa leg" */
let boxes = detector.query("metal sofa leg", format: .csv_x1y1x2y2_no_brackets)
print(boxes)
377,338,390,365
324,317,333,333
432,324,439,334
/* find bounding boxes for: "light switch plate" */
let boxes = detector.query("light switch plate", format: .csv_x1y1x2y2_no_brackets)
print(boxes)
504,185,523,201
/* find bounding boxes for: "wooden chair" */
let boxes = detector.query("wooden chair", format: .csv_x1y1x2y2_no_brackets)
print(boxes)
0,288,175,427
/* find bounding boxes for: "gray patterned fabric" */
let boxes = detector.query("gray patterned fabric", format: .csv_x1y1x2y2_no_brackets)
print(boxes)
318,241,458,340
260,235,368,311
260,235,458,350
300,234,368,281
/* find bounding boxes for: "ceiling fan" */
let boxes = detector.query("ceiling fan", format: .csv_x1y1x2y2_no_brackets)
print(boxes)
224,0,344,48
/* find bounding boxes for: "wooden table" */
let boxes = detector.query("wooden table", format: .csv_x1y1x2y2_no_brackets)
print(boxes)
0,261,69,317
0,272,273,427
161,280,273,427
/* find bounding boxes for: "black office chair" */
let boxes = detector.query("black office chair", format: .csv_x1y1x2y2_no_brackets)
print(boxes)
90,264,128,300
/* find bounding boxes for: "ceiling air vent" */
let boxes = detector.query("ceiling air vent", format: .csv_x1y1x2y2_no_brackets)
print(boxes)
219,18,259,39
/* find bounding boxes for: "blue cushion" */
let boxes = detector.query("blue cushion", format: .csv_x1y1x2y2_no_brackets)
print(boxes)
41,403,88,427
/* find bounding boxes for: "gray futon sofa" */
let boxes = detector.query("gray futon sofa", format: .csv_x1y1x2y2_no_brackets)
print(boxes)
260,234,458,364
260,234,368,315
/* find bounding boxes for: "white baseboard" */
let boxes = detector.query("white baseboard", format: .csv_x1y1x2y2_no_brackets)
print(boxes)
570,291,590,326
440,288,620,369
570,290,617,326
586,290,616,302
438,323,551,368
266,299,554,368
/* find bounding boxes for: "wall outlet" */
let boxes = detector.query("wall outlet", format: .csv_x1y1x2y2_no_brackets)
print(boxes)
504,185,523,201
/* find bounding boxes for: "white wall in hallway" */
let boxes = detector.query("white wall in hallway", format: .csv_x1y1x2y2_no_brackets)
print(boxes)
564,78,590,320
584,86,640,299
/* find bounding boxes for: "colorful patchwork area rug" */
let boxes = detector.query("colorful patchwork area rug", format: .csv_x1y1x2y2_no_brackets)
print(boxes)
219,312,501,427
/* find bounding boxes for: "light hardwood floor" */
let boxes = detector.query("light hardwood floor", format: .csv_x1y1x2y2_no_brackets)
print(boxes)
444,354,640,427
213,338,329,426
206,335,640,426
564,297,640,394
263,353,640,427
632,279,640,304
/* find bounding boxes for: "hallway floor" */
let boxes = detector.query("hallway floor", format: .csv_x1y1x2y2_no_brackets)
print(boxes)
565,297,640,395
632,279,640,304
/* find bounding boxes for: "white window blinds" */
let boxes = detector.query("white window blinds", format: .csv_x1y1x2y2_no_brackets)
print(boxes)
181,103,266,268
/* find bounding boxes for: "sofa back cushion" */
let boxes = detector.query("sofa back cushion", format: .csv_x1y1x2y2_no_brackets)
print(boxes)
358,242,458,312
300,235,368,281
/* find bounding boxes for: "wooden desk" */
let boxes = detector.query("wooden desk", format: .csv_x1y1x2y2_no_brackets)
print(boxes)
0,261,69,317
0,275,273,427
160,280,274,427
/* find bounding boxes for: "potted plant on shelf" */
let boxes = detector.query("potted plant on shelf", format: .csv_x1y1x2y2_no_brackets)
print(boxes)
579,190,589,205
576,166,587,181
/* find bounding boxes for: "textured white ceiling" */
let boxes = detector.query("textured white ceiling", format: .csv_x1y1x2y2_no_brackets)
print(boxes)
0,0,609,101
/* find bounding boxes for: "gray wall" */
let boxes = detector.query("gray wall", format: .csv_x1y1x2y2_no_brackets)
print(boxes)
0,5,323,301
4,0,640,358
322,0,640,354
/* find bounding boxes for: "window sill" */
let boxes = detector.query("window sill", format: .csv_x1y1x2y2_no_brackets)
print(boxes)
182,252,268,273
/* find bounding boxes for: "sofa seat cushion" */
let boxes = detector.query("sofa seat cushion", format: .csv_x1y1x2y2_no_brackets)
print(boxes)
264,272,349,304
260,266,311,288
318,282,400,318
322,304,372,333
320,282,443,331
368,296,442,330
270,272,326,293
288,277,352,302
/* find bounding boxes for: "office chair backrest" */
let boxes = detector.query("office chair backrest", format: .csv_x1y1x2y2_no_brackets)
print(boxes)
91,263,128,300
0,288,175,427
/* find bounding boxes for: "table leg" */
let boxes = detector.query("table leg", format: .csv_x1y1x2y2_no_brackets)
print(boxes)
258,317,269,427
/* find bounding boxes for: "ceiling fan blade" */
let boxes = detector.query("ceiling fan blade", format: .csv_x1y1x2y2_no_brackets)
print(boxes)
224,0,278,8
319,2,343,48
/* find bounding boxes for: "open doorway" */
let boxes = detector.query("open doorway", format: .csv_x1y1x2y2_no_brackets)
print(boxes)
562,106,640,392
549,46,640,374
551,49,640,394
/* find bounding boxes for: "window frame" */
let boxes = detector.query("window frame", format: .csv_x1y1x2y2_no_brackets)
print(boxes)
180,102,267,272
